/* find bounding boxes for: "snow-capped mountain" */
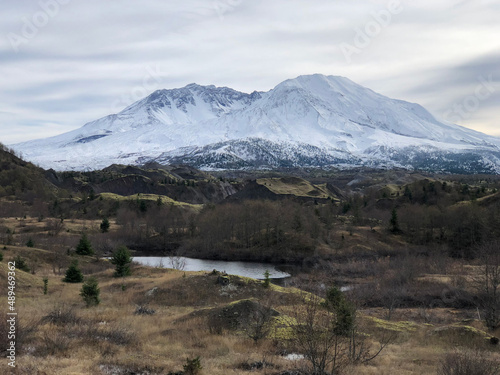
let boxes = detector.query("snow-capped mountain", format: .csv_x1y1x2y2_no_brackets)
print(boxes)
12,74,500,173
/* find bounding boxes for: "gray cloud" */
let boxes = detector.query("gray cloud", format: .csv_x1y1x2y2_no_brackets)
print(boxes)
0,0,498,144
379,51,500,134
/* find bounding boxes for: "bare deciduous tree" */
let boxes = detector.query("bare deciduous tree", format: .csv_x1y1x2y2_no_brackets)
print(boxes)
45,218,65,237
244,296,276,343
474,240,500,330
285,291,392,375
438,349,500,375
168,254,186,271
287,292,349,375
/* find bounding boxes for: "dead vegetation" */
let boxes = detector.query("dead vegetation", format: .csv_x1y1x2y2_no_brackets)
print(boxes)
2,163,500,373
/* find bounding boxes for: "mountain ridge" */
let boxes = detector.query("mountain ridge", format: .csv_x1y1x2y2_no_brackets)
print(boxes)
12,74,500,173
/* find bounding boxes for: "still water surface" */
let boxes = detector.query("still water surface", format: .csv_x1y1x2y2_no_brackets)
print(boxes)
133,256,291,280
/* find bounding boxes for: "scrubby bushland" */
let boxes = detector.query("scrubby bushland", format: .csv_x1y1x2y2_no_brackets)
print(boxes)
0,145,56,203
475,240,500,330
438,349,500,375
286,290,390,375
183,357,202,375
14,255,30,272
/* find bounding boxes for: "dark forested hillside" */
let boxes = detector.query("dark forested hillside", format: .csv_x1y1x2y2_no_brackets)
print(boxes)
0,143,59,203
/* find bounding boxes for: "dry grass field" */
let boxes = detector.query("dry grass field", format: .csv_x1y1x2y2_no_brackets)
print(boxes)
1,217,500,374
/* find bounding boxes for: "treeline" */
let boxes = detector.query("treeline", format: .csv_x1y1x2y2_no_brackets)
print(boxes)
184,200,328,262
396,202,500,258
97,197,336,263
398,180,499,258
41,176,500,264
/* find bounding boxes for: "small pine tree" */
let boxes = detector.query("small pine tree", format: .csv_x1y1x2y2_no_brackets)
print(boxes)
63,260,84,283
14,255,30,272
111,246,132,277
263,270,271,288
43,277,48,295
80,277,100,307
26,238,34,247
404,185,413,201
76,233,94,256
100,218,110,233
390,208,400,233
183,357,202,375
323,285,355,336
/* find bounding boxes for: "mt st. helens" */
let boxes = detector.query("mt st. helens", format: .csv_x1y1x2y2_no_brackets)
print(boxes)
12,74,500,173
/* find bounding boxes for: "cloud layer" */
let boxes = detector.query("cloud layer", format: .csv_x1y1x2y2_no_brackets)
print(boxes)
1,0,498,144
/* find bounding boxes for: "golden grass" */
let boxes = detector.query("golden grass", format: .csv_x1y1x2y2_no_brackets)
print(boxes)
380,184,401,197
1,217,499,374
256,177,332,199
99,192,203,210
0,260,306,374
2,260,499,375
366,316,421,333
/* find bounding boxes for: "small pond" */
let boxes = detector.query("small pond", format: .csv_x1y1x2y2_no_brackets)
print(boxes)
132,256,291,280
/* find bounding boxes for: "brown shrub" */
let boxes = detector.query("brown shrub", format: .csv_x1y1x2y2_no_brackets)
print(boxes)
438,349,500,375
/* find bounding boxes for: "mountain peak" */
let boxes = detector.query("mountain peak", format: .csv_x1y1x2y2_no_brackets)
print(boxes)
283,73,352,86
11,74,500,173
278,74,367,97
185,83,217,90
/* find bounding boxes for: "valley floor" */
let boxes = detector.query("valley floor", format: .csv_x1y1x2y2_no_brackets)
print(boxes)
1,217,500,374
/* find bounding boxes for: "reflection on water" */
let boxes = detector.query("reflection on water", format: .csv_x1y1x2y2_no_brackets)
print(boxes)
132,256,291,280
285,353,305,361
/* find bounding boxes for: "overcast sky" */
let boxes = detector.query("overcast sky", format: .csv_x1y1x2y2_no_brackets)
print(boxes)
1,0,498,144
